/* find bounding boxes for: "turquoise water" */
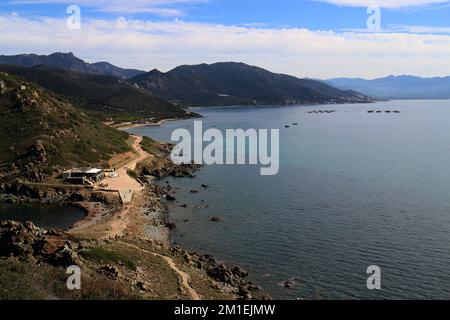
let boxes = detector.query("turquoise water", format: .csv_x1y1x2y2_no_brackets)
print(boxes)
0,203,85,230
128,100,450,299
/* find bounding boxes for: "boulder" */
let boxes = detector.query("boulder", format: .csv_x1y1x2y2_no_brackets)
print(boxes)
49,243,81,267
283,280,296,289
0,80,6,95
165,221,176,229
232,266,249,278
100,264,121,280
136,281,154,292
163,194,176,201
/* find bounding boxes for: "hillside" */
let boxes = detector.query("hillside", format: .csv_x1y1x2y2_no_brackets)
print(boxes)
130,62,372,107
0,52,145,79
0,65,190,122
0,72,131,182
325,75,450,99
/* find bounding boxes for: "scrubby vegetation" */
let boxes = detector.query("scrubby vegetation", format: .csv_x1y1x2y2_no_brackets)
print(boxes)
130,62,372,107
0,65,189,122
140,136,164,155
0,71,131,181
81,247,137,271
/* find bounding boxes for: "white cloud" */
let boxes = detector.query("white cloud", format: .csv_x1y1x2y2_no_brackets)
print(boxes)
313,0,450,8
9,0,207,16
1,14,450,79
390,25,450,34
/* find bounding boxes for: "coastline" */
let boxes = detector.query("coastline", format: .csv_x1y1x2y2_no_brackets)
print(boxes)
112,111,203,131
113,117,179,130
0,127,268,300
67,168,269,299
188,99,379,110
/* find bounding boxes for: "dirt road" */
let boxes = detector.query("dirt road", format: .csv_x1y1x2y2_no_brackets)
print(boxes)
103,136,150,193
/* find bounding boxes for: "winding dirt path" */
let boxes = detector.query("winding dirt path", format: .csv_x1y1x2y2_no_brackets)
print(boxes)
103,135,149,193
119,241,201,300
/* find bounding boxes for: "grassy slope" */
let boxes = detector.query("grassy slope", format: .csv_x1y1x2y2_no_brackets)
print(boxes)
0,240,234,300
0,71,130,178
140,136,164,155
0,65,188,122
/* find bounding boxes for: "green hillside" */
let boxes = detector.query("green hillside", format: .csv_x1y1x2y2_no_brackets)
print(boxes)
130,62,372,107
0,65,189,122
0,71,131,182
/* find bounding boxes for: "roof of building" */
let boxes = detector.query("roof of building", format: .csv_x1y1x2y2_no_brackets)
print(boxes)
65,167,103,174
85,168,102,174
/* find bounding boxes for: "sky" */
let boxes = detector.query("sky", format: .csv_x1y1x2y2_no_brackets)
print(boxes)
1,0,450,79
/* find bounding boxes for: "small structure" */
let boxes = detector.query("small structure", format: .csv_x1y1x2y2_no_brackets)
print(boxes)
63,168,105,185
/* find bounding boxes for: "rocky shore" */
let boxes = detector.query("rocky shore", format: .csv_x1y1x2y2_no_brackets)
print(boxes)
132,160,270,300
0,146,269,300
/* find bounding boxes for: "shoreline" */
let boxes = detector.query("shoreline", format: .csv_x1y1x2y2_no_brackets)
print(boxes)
189,99,379,110
113,111,203,131
114,117,180,130
0,129,268,300
111,99,380,130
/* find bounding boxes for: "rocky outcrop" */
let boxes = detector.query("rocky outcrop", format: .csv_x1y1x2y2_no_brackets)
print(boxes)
0,220,80,267
0,220,45,257
15,90,40,112
0,79,6,95
170,245,269,300
100,264,122,280
138,158,199,179
49,242,81,266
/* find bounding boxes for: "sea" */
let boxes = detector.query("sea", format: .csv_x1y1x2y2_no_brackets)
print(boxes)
127,99,450,299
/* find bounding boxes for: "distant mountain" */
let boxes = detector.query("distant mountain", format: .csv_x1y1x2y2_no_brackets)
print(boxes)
130,62,372,107
0,64,190,122
0,71,131,182
0,52,146,79
325,76,450,99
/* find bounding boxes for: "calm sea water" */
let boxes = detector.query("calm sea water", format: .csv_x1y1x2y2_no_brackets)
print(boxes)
128,100,450,300
0,203,85,230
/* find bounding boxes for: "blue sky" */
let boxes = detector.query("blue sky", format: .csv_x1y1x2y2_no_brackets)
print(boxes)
1,0,450,78
3,0,450,30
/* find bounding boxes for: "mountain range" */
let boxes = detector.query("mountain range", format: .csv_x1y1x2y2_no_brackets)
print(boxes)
325,76,450,99
130,62,372,107
0,53,372,108
0,64,189,121
3,52,450,104
0,52,145,79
